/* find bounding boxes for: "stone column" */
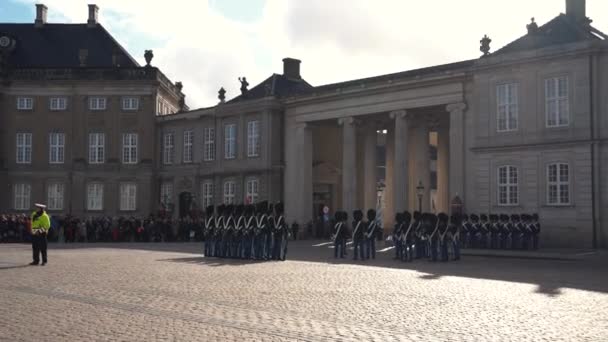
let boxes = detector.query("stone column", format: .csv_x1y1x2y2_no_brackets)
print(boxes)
285,121,312,227
339,117,357,217
363,126,377,212
447,102,467,210
413,117,430,212
436,123,449,213
384,127,394,229
390,110,409,213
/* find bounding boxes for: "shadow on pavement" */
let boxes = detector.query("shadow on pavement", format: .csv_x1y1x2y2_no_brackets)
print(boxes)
39,240,608,296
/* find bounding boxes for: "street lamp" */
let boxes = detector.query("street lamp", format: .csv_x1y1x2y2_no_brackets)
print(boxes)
416,181,425,212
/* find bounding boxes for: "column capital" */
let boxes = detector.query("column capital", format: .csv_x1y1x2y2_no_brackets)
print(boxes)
446,102,467,113
337,116,357,126
295,122,309,130
389,110,407,119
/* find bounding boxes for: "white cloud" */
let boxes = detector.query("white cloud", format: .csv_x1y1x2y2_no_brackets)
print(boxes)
13,0,608,108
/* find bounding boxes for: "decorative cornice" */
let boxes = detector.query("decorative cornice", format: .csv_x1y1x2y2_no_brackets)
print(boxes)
337,116,359,126
446,102,466,113
389,110,407,119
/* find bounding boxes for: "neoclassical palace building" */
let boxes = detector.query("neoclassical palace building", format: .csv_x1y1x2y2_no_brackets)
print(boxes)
2,1,607,248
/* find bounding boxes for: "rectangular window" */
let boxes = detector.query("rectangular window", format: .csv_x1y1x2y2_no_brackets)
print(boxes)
120,183,137,211
201,182,214,208
122,133,138,164
245,178,259,204
223,181,235,204
122,97,139,111
183,130,193,163
224,124,236,159
203,127,215,161
498,165,518,206
47,183,64,211
16,133,32,164
17,97,33,110
14,183,31,210
49,132,65,164
163,133,174,165
87,183,104,211
89,97,107,111
547,163,570,205
49,97,67,111
88,133,105,164
497,83,518,132
157,100,163,115
160,182,173,207
545,76,569,127
247,120,261,157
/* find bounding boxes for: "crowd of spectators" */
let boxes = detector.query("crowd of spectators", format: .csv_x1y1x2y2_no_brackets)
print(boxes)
0,214,206,243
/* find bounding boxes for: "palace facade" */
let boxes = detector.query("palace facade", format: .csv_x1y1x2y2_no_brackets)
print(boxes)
1,1,607,248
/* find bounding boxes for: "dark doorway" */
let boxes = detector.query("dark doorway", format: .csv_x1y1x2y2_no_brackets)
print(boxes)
179,192,192,218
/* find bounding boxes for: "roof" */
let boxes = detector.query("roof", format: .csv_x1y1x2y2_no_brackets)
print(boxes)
494,14,607,55
0,23,139,68
228,73,313,103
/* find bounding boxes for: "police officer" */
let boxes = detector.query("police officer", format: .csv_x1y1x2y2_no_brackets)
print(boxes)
30,203,51,266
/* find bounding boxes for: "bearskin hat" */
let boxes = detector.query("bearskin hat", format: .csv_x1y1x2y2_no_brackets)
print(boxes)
217,204,225,215
462,214,469,221
342,211,348,222
480,214,488,221
395,212,404,223
438,213,449,223
470,214,479,222
205,205,215,216
403,211,412,223
367,209,376,221
499,214,509,222
334,211,341,222
450,214,462,225
532,213,539,221
511,214,520,221
267,202,274,214
235,204,245,216
489,214,499,221
413,211,422,221
257,201,268,215
275,202,284,215
353,210,363,221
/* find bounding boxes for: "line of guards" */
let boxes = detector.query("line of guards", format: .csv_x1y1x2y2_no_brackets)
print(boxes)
332,210,541,262
202,201,290,261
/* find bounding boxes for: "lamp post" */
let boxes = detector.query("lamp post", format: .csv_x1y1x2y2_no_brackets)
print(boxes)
416,181,425,212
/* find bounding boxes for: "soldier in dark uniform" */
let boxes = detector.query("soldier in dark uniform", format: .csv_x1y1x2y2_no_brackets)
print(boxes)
459,214,470,249
264,203,274,260
437,213,450,262
498,214,510,249
364,209,379,260
510,214,522,250
234,204,245,259
401,211,415,262
332,211,347,259
203,205,215,257
242,205,255,259
351,210,365,260
488,214,499,249
254,201,267,260
392,212,405,260
531,213,540,250
479,214,490,249
214,205,224,257
274,202,289,261
468,214,479,248
449,214,461,261
413,211,425,259
427,213,440,262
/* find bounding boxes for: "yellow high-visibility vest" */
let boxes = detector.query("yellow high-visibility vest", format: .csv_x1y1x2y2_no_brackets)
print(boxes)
31,211,51,233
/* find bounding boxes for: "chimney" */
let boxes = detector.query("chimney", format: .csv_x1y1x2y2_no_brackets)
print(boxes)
282,58,301,79
35,4,48,28
566,0,586,21
87,4,99,27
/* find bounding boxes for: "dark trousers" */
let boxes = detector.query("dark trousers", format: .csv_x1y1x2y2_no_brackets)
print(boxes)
451,239,461,260
365,238,376,259
352,239,364,260
32,234,48,264
334,239,344,258
403,240,414,262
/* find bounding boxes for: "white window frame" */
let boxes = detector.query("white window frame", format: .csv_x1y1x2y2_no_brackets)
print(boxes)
17,97,33,110
224,124,236,159
545,76,570,128
223,181,235,204
88,133,105,164
122,133,138,164
122,97,139,111
49,132,65,164
16,133,32,164
496,83,519,132
89,97,107,111
245,178,259,204
87,183,104,211
547,163,570,205
47,182,64,211
183,130,193,163
14,183,31,210
160,182,174,207
497,165,518,206
49,97,67,111
247,120,261,157
163,133,175,165
201,181,214,208
203,127,215,161
119,183,137,211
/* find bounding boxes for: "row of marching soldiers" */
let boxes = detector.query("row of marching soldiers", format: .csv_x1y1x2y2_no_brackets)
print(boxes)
202,201,289,261
460,213,541,250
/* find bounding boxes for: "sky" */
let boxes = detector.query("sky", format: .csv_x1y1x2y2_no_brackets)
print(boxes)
1,0,607,109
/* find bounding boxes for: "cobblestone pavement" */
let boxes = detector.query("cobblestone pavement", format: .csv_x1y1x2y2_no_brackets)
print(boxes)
1,242,607,341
